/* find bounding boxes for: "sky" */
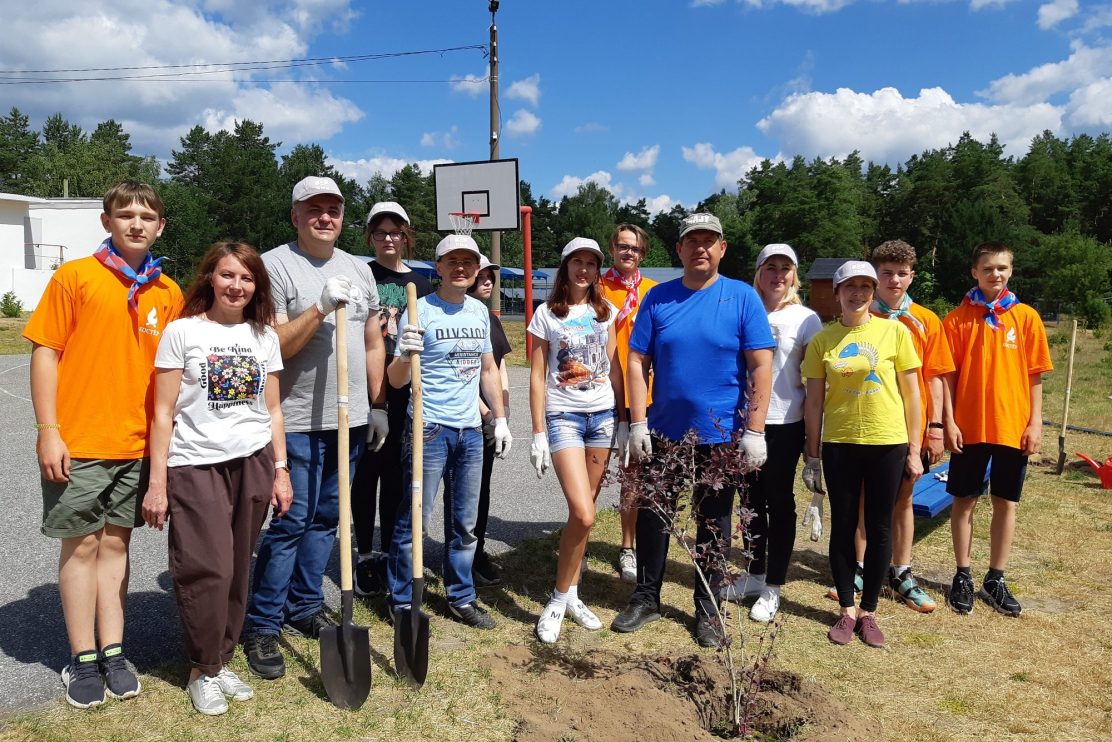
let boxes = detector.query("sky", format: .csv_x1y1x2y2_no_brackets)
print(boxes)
1,0,1110,213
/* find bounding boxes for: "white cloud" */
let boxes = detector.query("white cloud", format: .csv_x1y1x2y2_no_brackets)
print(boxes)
643,194,680,214
419,126,460,150
574,122,608,134
682,142,768,187
616,145,660,172
504,109,542,137
329,155,451,183
1038,0,1080,29
506,73,541,108
450,69,488,97
979,43,1112,105
550,171,613,198
969,0,1013,10
1066,78,1112,127
201,82,363,142
756,87,1062,164
550,170,677,215
639,173,656,187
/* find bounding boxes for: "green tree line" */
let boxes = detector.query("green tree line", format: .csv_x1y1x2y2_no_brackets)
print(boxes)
2,108,1110,323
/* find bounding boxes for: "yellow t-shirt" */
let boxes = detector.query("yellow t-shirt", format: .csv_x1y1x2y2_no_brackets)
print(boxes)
23,257,183,459
802,316,921,445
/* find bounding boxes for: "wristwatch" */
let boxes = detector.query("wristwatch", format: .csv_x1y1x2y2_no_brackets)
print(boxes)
274,459,289,471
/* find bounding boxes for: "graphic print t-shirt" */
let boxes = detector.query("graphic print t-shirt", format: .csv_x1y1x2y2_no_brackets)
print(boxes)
369,261,434,360
801,316,920,445
397,293,492,428
766,303,823,425
155,317,283,466
528,302,617,413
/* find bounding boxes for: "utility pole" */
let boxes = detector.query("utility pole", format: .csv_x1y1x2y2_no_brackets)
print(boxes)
488,0,501,315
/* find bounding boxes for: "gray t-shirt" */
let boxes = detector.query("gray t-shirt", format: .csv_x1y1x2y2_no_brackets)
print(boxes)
263,241,380,432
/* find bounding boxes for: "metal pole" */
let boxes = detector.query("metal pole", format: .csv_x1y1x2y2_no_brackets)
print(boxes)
488,1,501,315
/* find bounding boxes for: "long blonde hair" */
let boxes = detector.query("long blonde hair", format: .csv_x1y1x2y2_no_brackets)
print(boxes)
755,258,802,308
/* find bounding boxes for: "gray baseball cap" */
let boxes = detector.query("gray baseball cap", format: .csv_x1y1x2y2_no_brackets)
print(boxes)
756,243,798,269
561,237,605,263
678,212,723,239
292,176,344,204
832,260,878,287
366,200,409,226
477,254,501,273
435,234,483,261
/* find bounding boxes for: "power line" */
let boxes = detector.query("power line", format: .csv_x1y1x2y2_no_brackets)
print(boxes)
0,77,490,86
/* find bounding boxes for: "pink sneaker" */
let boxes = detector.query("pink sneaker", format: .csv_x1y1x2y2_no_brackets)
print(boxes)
827,614,856,645
855,614,885,648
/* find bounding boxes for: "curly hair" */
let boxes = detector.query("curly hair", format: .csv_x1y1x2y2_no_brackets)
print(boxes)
870,239,917,267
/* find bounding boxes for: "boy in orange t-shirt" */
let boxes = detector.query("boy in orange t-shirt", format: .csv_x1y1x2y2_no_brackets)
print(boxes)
942,241,1052,618
23,181,183,708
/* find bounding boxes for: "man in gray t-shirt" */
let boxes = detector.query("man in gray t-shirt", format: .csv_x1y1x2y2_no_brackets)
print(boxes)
244,176,389,681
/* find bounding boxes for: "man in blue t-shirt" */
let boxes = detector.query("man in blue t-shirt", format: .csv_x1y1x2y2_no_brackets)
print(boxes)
613,212,774,648
386,235,512,630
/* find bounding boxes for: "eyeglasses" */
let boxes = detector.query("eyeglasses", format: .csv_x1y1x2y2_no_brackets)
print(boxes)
615,243,644,255
442,258,478,269
371,230,405,242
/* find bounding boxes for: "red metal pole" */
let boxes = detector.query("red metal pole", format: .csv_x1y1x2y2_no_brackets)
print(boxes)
521,205,533,356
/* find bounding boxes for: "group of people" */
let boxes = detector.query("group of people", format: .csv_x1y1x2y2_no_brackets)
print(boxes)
26,175,1051,714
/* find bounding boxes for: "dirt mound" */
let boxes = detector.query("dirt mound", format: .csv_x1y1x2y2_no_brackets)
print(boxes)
486,644,868,741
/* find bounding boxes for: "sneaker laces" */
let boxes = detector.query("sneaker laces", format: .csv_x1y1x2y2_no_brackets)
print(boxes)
197,675,224,704
255,634,280,655
70,659,101,682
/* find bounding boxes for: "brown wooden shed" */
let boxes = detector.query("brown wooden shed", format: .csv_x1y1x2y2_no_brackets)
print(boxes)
805,257,855,322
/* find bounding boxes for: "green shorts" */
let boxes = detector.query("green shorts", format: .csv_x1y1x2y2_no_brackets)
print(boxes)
41,458,149,538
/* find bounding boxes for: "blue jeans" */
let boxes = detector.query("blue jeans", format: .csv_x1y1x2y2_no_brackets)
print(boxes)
245,427,366,635
388,419,483,608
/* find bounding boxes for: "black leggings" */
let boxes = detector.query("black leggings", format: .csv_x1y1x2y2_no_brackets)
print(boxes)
744,421,805,585
822,442,906,612
352,382,411,554
475,437,495,555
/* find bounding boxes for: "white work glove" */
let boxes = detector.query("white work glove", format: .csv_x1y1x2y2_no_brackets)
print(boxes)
802,492,825,542
739,428,767,469
802,456,824,495
316,276,355,315
493,417,512,458
628,421,652,463
530,432,551,477
615,421,630,467
366,409,389,452
397,323,424,357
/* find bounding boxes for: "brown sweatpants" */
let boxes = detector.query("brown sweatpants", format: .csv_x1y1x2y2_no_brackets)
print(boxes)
167,444,274,675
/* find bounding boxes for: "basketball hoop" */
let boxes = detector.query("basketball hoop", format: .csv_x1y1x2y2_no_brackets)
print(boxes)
449,211,481,237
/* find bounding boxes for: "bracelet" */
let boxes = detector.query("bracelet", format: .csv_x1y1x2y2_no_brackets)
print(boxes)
927,432,944,440
274,459,289,471
34,423,62,431
927,422,945,429
744,428,765,437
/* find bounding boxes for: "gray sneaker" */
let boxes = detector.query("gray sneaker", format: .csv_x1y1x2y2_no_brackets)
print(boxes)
214,666,254,701
618,548,637,584
61,651,104,709
187,675,229,716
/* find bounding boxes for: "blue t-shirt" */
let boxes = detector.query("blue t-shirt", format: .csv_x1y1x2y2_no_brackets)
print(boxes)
397,293,492,428
629,276,774,443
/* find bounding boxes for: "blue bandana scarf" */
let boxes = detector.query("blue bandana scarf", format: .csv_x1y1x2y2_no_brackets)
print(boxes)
870,292,925,339
963,286,1018,329
93,238,163,311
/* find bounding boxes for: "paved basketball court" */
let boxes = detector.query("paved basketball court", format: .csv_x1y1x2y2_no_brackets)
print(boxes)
0,356,606,711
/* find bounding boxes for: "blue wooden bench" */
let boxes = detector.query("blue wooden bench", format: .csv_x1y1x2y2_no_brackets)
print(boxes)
912,460,990,518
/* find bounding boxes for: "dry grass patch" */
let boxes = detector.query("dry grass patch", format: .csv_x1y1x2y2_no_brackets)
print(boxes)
0,317,30,356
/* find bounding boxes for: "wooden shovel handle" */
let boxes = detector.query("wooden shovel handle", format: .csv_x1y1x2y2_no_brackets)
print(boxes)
335,303,353,592
406,283,424,574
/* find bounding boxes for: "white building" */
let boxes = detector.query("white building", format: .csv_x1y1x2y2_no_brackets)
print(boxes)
1,193,104,310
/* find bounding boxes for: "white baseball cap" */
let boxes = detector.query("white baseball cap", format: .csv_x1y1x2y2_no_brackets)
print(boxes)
435,234,483,261
291,176,344,204
832,260,878,288
478,254,501,273
366,201,409,226
561,237,605,263
756,243,798,269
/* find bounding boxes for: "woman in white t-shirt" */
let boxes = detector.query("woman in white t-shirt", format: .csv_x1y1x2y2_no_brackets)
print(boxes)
723,244,822,624
528,237,625,643
144,242,292,716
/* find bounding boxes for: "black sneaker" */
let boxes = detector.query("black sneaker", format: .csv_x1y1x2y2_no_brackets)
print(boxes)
472,552,501,586
243,634,285,680
98,644,140,700
948,571,976,615
354,557,384,597
282,608,337,639
61,651,104,709
449,601,496,630
694,613,725,649
610,601,661,633
979,576,1022,617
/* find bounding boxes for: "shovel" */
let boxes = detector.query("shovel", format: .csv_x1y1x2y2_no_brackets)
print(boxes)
1056,319,1078,476
319,303,372,709
394,282,430,688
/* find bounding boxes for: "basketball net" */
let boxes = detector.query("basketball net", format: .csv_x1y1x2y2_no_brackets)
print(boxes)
449,211,480,238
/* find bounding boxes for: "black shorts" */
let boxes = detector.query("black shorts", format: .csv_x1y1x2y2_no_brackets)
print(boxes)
945,443,1028,503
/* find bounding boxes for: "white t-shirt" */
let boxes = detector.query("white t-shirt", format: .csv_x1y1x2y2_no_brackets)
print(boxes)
528,301,618,414
155,316,283,467
766,303,823,425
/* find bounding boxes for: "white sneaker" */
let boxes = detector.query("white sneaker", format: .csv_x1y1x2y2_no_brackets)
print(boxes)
618,548,637,584
565,599,603,630
749,588,780,624
536,600,566,644
215,666,254,701
722,573,766,603
187,675,229,716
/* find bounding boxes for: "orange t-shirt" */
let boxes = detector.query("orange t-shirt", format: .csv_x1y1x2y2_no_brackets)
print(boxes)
600,272,658,409
871,303,955,443
23,256,184,459
943,301,1053,450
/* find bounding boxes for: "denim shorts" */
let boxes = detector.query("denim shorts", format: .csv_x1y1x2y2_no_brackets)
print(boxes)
546,409,615,453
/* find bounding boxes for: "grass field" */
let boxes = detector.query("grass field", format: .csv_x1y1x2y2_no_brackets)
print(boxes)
3,319,1112,740
0,317,30,355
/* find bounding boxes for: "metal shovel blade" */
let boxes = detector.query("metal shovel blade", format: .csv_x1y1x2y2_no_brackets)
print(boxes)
392,576,430,687
319,591,371,709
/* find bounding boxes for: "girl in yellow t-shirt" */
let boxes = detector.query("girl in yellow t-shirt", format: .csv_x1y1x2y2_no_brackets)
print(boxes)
801,261,922,649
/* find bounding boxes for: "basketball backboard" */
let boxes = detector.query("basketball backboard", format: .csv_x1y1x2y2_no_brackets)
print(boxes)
433,158,520,232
